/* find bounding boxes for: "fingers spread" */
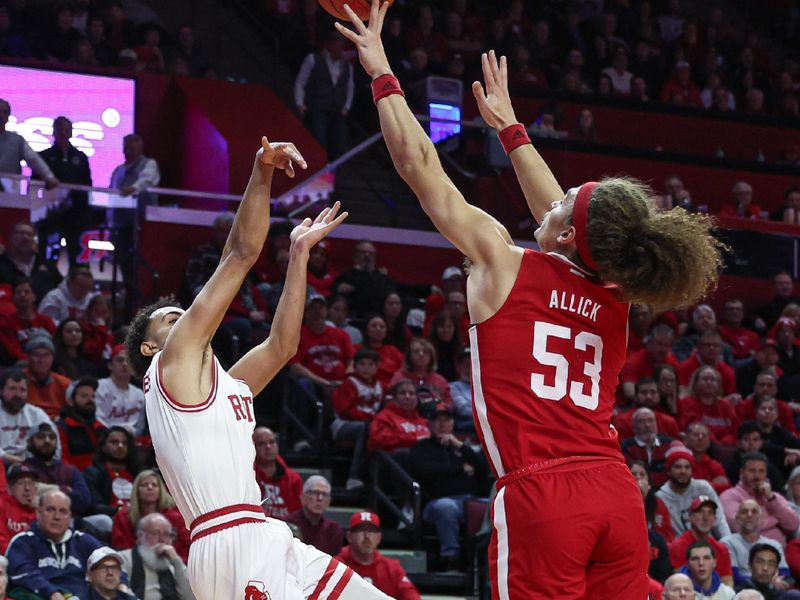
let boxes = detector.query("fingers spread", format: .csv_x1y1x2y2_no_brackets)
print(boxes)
334,21,359,43
471,80,485,100
343,4,368,33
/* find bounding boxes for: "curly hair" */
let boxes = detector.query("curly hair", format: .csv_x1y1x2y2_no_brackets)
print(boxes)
579,177,725,312
124,295,180,378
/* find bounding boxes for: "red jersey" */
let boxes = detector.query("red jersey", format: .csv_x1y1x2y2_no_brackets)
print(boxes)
335,546,420,600
621,348,681,384
333,375,383,421
470,250,629,477
367,403,430,453
290,325,353,382
655,497,674,543
0,312,56,362
0,495,35,552
678,396,739,444
678,354,737,395
718,324,760,360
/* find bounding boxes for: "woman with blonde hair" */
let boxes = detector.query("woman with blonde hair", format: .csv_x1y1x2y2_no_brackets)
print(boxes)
389,336,452,408
111,469,190,561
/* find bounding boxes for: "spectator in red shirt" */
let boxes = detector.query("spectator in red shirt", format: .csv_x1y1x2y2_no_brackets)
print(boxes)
110,469,190,563
684,422,732,494
621,324,680,401
286,475,343,557
719,299,761,362
678,366,739,444
368,380,429,453
668,496,734,585
336,512,420,600
389,338,452,409
332,348,383,491
423,266,463,324
678,330,738,397
80,294,114,370
0,278,56,366
660,61,703,107
614,377,681,439
0,464,38,552
252,426,302,520
356,315,404,388
289,294,353,387
629,460,674,543
720,181,764,220
736,371,797,434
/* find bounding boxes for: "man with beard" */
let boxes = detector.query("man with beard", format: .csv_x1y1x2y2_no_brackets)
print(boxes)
57,376,107,470
0,464,39,552
657,445,730,539
85,547,137,600
621,407,674,487
0,369,59,463
118,513,194,600
23,422,91,516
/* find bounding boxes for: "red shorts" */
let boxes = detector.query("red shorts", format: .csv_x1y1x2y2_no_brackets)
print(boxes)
489,459,649,599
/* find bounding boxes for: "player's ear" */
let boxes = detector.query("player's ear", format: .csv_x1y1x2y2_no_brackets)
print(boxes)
557,224,577,246
140,341,158,357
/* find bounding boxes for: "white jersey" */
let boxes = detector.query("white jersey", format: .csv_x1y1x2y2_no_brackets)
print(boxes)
96,377,145,435
144,352,262,530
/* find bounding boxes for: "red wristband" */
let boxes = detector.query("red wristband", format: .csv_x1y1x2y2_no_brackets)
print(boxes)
372,74,405,104
498,123,531,154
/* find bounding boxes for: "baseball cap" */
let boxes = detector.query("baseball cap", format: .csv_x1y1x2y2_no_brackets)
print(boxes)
665,444,694,469
689,495,717,513
110,344,126,359
430,402,454,418
87,547,123,571
349,512,381,531
306,293,327,308
7,463,40,484
775,317,797,331
25,334,54,354
27,422,56,442
442,266,463,280
66,375,99,402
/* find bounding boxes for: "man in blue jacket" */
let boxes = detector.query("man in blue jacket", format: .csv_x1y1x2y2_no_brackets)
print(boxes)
6,490,102,599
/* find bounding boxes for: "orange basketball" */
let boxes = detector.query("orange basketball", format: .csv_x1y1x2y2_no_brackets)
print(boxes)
318,0,392,21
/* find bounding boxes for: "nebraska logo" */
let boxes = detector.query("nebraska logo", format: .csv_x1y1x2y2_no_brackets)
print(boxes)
244,580,271,600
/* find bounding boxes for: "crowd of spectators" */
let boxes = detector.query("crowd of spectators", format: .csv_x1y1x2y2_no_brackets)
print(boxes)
0,0,212,78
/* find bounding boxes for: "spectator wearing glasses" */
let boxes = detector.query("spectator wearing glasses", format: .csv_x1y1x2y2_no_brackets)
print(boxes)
118,514,194,600
286,475,343,556
85,546,137,600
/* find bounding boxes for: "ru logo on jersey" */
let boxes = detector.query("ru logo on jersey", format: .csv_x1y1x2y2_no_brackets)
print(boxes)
244,580,271,600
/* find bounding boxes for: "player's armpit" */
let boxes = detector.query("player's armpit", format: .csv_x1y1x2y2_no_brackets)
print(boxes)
228,337,293,396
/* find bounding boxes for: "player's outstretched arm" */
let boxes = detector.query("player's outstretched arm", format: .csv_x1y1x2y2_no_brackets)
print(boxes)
472,50,563,224
160,138,306,390
229,202,348,395
336,0,512,266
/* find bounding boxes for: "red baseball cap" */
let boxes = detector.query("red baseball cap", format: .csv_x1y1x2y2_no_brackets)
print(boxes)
111,344,126,358
689,495,717,513
349,511,381,531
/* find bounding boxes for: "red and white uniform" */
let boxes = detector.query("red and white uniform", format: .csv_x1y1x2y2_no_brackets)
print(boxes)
469,250,648,599
145,352,392,600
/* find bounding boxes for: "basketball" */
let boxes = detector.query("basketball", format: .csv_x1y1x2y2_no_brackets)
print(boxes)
318,0,392,21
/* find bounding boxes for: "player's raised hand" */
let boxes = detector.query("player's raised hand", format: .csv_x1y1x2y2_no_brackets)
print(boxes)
472,50,518,131
334,0,392,79
257,136,307,178
290,201,348,251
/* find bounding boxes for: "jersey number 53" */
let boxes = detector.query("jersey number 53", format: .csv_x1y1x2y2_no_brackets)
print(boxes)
530,321,603,410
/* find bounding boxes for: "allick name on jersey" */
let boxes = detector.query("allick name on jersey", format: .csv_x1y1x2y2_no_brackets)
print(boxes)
548,290,602,322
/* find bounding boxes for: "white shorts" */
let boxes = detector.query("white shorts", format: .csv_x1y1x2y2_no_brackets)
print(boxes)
188,518,394,600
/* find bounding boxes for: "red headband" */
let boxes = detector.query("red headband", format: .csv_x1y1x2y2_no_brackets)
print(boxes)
572,182,599,272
